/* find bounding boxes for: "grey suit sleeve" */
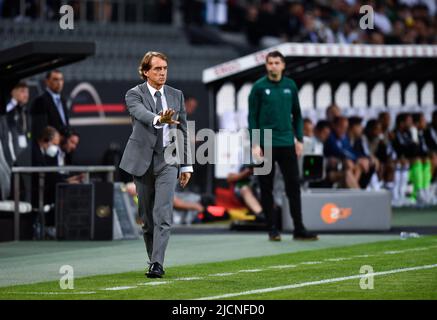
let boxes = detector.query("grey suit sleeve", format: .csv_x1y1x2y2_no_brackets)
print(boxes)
125,88,157,127
178,92,193,168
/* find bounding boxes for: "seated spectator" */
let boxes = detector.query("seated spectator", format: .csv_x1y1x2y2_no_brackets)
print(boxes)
424,110,437,204
303,118,314,138
172,195,204,225
227,165,265,222
125,181,207,225
279,1,305,42
324,116,362,189
349,117,381,190
364,119,394,190
306,120,332,188
424,110,437,153
58,128,80,166
303,120,331,160
326,103,341,124
391,113,420,206
31,126,84,238
378,111,393,144
411,112,434,205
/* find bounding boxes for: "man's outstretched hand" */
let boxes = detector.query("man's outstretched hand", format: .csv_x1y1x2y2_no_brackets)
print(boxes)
159,109,180,125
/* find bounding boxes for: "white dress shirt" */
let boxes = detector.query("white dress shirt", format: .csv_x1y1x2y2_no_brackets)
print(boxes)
6,98,18,113
146,82,193,174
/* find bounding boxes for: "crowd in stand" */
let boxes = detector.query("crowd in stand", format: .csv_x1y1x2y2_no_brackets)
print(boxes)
223,0,437,48
302,105,437,207
2,1,436,49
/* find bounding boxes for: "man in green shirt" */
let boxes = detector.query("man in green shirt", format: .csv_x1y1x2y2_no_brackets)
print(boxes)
248,50,318,241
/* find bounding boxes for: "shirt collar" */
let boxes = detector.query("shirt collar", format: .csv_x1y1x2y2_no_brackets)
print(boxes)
46,87,61,100
146,81,164,98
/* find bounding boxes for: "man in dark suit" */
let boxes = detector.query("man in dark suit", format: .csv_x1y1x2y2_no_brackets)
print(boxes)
31,70,69,142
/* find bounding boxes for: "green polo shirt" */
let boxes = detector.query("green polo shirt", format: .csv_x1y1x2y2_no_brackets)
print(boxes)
248,75,303,147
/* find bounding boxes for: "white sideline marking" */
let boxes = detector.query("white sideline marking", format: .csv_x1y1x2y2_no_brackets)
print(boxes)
175,277,203,281
238,269,263,273
384,250,402,254
324,257,350,262
137,281,170,286
196,263,437,300
353,254,373,258
408,247,430,252
103,286,137,291
267,265,297,269
7,291,96,295
10,245,436,296
300,261,322,265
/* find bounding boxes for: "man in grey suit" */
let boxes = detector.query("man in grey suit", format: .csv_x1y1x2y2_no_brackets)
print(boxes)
119,51,193,278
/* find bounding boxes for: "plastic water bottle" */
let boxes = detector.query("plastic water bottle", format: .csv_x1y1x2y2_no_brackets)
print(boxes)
400,232,408,240
400,232,420,240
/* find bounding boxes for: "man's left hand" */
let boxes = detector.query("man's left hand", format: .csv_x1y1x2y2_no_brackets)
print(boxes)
179,172,191,188
295,141,303,157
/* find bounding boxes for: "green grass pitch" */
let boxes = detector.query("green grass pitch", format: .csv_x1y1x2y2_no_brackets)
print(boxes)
1,236,436,300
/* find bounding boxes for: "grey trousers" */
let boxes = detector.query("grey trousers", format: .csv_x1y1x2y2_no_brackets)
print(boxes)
133,151,178,266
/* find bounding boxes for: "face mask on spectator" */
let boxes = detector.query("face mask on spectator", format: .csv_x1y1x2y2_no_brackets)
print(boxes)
46,144,59,157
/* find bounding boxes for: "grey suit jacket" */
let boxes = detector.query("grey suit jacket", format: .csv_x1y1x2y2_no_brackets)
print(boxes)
119,82,191,177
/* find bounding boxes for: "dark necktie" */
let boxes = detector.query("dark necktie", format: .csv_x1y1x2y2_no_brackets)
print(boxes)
154,91,163,152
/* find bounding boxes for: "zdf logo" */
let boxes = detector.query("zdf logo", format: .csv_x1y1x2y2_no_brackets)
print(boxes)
320,203,352,224
59,265,74,290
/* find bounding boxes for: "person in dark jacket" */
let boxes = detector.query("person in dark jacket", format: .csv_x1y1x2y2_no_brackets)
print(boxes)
31,70,70,143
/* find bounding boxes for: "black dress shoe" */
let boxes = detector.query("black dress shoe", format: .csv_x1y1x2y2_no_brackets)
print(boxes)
254,212,266,223
293,229,319,241
269,231,281,241
146,262,165,278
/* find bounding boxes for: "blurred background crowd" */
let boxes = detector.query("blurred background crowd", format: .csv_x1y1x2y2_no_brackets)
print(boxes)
0,0,436,52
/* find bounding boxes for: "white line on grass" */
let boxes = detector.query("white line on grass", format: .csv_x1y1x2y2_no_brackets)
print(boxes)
6,291,97,295
238,269,263,273
209,272,236,277
384,250,402,254
267,265,297,269
324,257,351,262
137,281,170,286
196,263,437,300
103,286,137,291
352,254,374,258
11,244,436,296
300,261,322,265
175,277,204,281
